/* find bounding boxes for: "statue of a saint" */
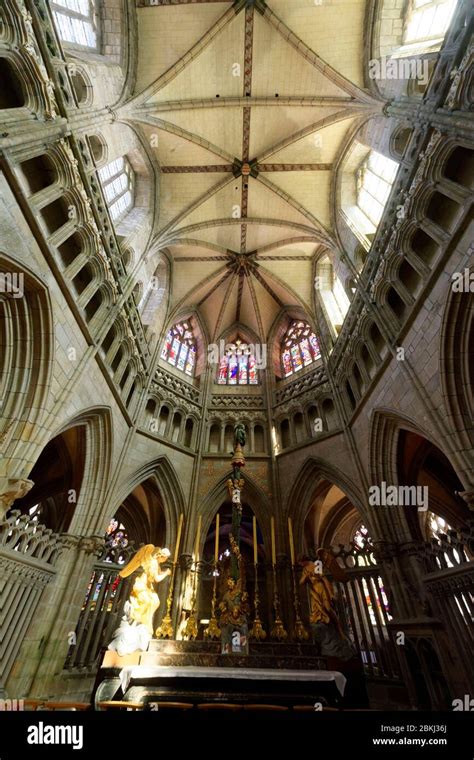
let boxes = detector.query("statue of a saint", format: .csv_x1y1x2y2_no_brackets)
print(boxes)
108,545,171,656
299,552,354,660
218,576,249,627
234,423,246,448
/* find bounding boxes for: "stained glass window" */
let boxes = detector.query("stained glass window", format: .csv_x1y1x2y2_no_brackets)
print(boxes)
353,523,378,567
427,512,453,540
51,0,98,49
217,339,259,385
362,577,392,625
103,516,129,564
356,150,398,229
28,504,42,524
98,157,134,223
105,517,129,550
354,524,370,549
161,321,196,377
280,321,321,378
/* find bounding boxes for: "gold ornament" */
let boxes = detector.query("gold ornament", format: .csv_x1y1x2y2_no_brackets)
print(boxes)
119,545,171,635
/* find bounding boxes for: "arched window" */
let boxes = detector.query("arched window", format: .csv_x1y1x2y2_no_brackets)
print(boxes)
315,255,350,336
217,339,259,385
98,157,134,223
404,0,457,48
281,321,321,378
356,150,398,231
161,321,196,377
104,516,129,563
426,512,468,568
354,524,371,550
51,0,98,49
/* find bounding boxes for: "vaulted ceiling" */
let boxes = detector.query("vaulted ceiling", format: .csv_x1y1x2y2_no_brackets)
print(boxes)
127,0,381,342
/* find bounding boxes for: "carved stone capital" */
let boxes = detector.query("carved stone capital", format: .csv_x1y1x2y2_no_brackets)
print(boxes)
59,533,104,555
458,490,474,511
79,534,105,555
0,478,34,520
59,533,82,551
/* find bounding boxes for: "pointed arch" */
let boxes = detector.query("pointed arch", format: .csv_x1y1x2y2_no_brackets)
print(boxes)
0,253,54,475
440,274,474,451
287,456,366,554
159,309,208,378
368,408,465,488
49,406,113,535
198,471,272,557
113,456,186,551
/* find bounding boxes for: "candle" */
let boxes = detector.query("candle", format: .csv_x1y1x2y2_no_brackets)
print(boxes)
271,516,276,566
252,515,258,565
214,513,220,564
288,517,295,566
173,513,183,564
195,514,201,562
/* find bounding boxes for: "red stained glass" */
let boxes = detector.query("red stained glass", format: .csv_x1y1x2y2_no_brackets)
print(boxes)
281,321,321,378
161,322,196,377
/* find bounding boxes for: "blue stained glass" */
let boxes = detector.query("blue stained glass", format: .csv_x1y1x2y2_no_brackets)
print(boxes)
300,338,312,366
177,343,187,371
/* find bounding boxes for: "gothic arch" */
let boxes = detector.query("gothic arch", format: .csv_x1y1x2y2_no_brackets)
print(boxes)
440,273,474,451
45,406,113,536
369,409,464,488
0,253,54,475
112,456,185,549
287,457,367,555
369,409,469,542
160,309,209,378
198,472,272,556
268,307,319,379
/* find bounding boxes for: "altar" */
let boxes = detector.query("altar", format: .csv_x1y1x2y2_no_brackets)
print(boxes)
94,640,368,710
95,426,368,712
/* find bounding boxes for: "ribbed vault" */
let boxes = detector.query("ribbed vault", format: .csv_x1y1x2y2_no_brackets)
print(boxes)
126,0,382,340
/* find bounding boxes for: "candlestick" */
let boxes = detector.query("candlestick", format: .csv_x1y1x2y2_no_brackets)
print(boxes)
250,515,266,640
204,514,221,640
194,514,201,561
271,516,276,566
291,561,309,641
270,564,288,641
156,513,183,639
288,517,295,566
252,515,257,565
173,513,183,564
214,513,220,563
184,515,202,641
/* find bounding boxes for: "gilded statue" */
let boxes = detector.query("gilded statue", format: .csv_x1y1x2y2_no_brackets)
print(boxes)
298,549,354,660
218,576,249,627
108,545,171,655
218,534,249,651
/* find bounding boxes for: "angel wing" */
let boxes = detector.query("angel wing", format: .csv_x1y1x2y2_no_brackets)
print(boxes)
119,544,155,578
316,547,349,583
